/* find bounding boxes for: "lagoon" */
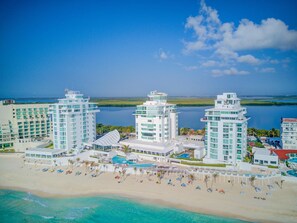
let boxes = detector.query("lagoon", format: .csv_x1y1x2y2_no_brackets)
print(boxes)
96,106,297,130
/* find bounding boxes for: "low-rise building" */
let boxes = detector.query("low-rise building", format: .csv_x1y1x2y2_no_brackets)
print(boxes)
252,147,279,166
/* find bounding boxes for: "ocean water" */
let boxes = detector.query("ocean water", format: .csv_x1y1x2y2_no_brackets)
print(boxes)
0,190,249,223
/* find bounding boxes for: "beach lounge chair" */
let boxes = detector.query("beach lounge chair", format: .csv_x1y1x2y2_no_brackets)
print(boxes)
218,189,225,194
255,187,261,193
195,185,201,190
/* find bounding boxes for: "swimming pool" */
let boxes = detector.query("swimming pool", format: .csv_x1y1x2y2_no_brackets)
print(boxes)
112,156,134,165
177,153,190,159
287,170,297,177
288,157,297,163
112,156,155,168
129,163,156,168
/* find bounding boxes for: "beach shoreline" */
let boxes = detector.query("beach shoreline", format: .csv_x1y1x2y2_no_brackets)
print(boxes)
0,155,296,223
0,186,252,222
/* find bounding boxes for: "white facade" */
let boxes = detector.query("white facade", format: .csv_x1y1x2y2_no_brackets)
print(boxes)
49,90,99,152
0,100,52,151
134,91,178,143
202,93,249,165
252,147,279,166
281,118,297,149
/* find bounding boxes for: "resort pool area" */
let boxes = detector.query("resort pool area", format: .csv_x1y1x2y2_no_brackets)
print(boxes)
112,156,155,168
177,153,190,159
112,156,133,165
288,157,297,163
287,170,297,177
129,163,156,168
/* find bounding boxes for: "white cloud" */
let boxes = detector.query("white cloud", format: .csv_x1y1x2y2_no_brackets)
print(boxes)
211,67,249,76
260,67,276,73
185,2,297,52
183,0,297,72
219,18,297,51
156,48,174,61
158,49,168,60
185,66,198,71
237,54,261,64
201,60,217,67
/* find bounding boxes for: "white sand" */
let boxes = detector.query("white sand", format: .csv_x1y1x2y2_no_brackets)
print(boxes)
0,154,296,223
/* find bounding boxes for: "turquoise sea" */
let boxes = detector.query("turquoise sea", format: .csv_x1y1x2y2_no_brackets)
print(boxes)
0,190,249,223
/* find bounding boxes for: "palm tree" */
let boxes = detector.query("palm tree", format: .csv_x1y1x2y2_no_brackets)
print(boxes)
139,168,143,177
204,175,210,188
53,160,57,170
280,180,285,189
188,174,195,184
157,172,162,184
76,157,80,166
69,159,74,171
212,173,219,185
84,161,90,173
249,176,256,188
122,145,130,154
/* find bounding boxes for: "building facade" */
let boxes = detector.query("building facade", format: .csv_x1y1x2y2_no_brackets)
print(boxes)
201,93,249,165
281,118,297,149
134,91,178,143
49,90,99,152
0,100,52,150
252,147,279,167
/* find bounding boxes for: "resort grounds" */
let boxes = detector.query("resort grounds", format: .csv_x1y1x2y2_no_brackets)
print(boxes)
0,153,297,223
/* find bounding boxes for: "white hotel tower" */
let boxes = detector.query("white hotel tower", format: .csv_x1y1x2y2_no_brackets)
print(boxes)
201,93,249,165
50,90,99,152
134,91,178,143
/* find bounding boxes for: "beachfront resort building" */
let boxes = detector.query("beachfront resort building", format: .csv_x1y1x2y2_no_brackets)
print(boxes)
120,91,180,162
281,118,297,150
134,90,178,143
0,100,52,151
49,90,99,153
201,93,249,165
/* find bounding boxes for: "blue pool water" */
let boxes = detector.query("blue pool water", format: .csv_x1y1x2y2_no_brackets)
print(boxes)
112,156,155,168
177,153,190,159
129,163,156,168
287,170,297,177
0,190,249,223
288,158,297,163
112,155,134,165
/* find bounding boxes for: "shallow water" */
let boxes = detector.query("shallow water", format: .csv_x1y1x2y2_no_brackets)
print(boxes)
0,190,249,223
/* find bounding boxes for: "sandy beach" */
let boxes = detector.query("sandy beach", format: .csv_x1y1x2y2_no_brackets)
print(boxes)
0,154,296,223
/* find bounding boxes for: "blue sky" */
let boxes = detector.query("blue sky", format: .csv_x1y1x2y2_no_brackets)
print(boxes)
0,0,296,98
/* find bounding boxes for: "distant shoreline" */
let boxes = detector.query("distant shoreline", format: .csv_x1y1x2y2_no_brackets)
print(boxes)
2,96,297,107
